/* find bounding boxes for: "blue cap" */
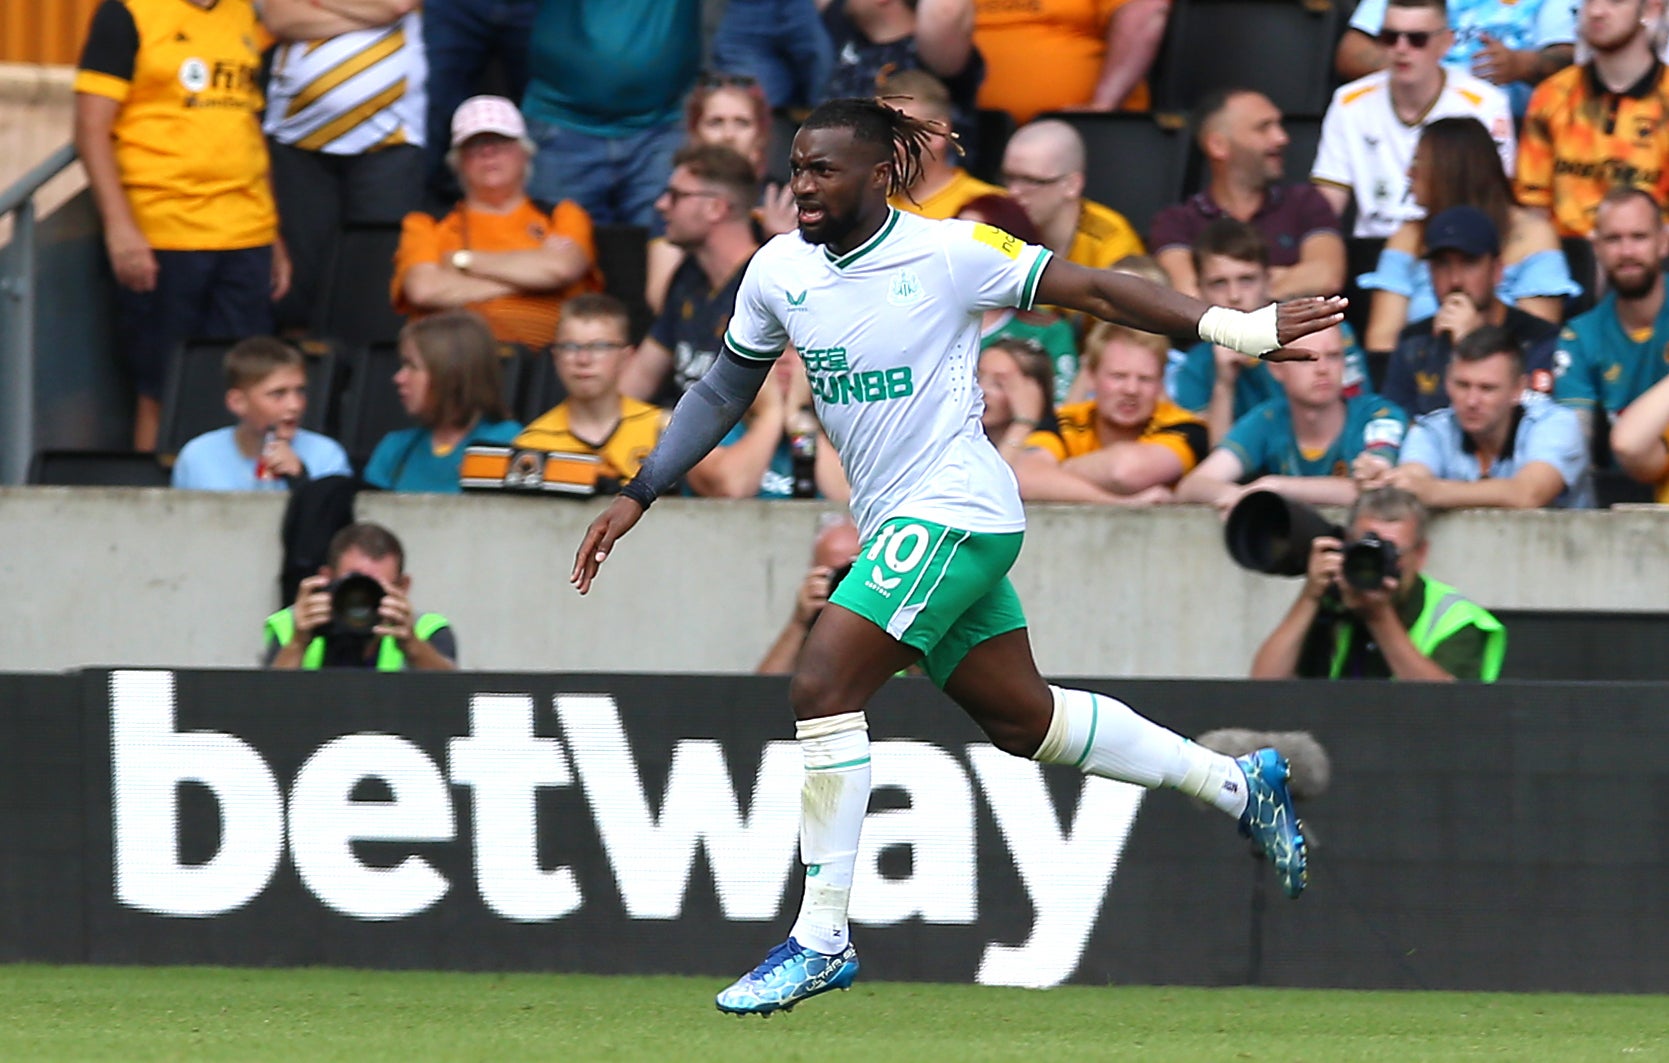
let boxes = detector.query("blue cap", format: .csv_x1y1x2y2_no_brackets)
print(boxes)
1423,205,1500,258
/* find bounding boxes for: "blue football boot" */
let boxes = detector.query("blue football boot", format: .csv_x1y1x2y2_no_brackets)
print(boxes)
1235,747,1308,898
715,937,860,1016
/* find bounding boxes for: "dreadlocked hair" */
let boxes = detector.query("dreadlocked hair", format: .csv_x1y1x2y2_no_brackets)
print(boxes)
801,96,961,201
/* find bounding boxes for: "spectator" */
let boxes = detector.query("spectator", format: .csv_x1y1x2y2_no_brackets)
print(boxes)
1107,253,1191,401
1312,0,1515,238
712,0,833,112
1177,325,1410,512
972,0,1169,122
624,145,763,407
882,69,1004,219
523,0,700,228
260,0,427,336
74,0,289,451
1150,89,1346,300
514,294,667,485
687,348,850,500
821,0,984,158
979,337,1060,463
365,310,521,492
1010,323,1207,505
1519,0,1669,238
266,521,457,670
1357,117,1577,354
1000,119,1144,272
1556,188,1669,453
757,513,862,675
644,81,795,315
1171,220,1372,444
422,0,535,204
1609,367,1669,502
172,337,350,491
1249,487,1506,681
959,194,1082,405
393,95,598,349
1336,0,1576,117
1362,326,1593,508
1382,206,1561,417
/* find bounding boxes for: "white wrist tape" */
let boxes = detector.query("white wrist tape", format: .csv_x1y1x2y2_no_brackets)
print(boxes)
1198,303,1280,356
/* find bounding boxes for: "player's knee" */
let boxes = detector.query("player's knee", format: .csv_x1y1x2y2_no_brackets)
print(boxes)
788,666,859,720
981,714,1047,759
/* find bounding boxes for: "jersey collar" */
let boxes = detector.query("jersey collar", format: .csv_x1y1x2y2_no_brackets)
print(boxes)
823,208,900,269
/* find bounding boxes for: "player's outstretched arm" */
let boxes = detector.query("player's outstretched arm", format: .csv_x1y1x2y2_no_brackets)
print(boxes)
1032,257,1346,360
569,348,774,594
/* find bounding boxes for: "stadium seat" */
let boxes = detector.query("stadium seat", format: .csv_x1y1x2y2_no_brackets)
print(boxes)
516,345,569,424
318,222,407,346
1153,0,1342,118
1038,111,1191,239
155,338,340,459
1282,114,1325,184
1561,234,1598,319
334,342,413,465
968,108,1017,185
593,223,652,341
28,449,171,487
1343,236,1387,382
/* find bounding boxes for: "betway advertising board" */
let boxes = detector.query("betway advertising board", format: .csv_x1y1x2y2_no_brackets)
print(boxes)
5,670,1658,992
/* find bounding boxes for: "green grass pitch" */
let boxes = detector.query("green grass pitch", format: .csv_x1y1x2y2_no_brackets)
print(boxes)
0,965,1662,1062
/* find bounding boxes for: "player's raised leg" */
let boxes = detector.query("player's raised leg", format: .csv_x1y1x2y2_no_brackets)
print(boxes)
715,603,916,1016
938,625,1307,898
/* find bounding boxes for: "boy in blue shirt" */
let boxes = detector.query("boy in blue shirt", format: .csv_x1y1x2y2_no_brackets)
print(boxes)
1178,324,1411,512
171,337,351,491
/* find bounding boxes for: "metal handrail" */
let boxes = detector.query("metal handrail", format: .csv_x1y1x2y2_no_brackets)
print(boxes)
1,140,80,485
0,141,76,218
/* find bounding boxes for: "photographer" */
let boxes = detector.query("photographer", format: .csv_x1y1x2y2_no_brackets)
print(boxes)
756,514,860,675
264,523,457,671
1249,487,1505,681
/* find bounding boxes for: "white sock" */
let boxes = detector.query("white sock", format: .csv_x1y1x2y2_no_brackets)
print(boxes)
1034,685,1249,818
788,712,870,954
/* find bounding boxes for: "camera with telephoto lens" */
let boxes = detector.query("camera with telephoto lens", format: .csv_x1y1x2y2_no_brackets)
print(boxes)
1225,490,1400,591
326,572,386,637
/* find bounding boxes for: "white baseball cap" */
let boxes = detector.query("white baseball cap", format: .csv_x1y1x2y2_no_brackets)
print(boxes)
450,95,528,148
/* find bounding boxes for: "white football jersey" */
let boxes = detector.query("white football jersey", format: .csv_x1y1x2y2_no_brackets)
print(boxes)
1311,68,1515,238
725,209,1052,538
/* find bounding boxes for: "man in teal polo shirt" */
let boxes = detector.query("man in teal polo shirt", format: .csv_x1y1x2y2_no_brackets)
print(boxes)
1251,486,1506,681
1177,323,1411,512
265,522,457,671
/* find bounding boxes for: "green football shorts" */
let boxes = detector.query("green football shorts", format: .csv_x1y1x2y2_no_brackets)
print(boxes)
827,516,1028,687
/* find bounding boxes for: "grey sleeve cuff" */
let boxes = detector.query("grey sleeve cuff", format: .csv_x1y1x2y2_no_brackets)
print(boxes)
626,349,773,503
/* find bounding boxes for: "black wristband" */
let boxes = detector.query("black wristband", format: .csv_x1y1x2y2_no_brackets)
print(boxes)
620,478,657,509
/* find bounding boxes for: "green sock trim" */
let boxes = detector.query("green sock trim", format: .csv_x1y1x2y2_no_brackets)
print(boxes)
806,756,872,772
1072,696,1100,769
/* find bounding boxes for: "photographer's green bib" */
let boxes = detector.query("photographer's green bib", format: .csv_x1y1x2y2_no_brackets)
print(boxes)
264,608,450,671
1327,576,1506,681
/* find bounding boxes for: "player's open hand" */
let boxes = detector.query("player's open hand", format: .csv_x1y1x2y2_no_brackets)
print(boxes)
1273,295,1347,347
571,496,646,595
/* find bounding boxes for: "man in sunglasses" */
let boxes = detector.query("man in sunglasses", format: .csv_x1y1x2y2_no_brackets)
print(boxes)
1337,0,1576,117
1313,0,1516,238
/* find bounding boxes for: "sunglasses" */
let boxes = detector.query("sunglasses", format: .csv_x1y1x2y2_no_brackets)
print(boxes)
1377,28,1435,47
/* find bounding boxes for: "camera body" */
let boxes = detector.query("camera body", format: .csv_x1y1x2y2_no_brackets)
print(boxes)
1338,531,1401,592
325,572,386,637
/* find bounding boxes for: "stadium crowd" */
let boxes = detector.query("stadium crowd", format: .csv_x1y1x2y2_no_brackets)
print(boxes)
51,0,1669,668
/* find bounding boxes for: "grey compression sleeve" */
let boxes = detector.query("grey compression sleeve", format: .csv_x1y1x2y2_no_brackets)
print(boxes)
622,348,774,507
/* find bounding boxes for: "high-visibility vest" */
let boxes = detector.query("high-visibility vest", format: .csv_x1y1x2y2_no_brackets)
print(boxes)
264,607,449,671
1328,575,1506,681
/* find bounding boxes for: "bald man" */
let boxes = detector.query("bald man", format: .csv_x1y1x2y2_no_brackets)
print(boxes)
756,515,863,675
999,118,1144,271
1149,88,1346,300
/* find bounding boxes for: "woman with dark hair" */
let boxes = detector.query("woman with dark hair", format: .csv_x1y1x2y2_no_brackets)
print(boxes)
646,73,798,314
978,336,1059,454
1359,116,1578,352
364,310,522,492
958,193,1082,405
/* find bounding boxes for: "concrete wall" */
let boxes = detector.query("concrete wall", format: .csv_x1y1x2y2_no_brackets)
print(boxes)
6,487,1667,675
